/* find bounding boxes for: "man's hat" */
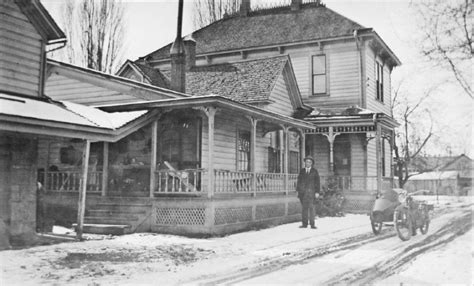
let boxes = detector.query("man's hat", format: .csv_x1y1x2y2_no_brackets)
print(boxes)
303,155,314,163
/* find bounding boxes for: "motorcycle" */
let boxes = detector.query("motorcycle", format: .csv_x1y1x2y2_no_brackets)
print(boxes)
370,188,400,235
393,190,434,241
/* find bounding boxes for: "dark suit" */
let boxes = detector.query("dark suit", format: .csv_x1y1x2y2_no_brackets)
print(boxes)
296,167,320,227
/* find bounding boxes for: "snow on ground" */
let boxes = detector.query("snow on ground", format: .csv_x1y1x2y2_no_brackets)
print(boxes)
0,196,472,285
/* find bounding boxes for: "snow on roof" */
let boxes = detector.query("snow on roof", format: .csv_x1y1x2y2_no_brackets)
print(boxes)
0,93,148,131
0,93,98,127
408,171,459,181
61,101,148,129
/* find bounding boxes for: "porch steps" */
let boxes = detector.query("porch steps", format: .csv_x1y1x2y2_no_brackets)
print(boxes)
73,224,131,236
81,202,152,235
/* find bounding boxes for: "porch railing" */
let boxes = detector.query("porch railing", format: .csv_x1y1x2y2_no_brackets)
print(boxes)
154,169,206,194
40,169,395,196
42,171,102,193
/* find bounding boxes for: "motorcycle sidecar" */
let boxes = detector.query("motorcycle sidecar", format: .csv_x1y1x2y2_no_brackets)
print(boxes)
370,189,401,235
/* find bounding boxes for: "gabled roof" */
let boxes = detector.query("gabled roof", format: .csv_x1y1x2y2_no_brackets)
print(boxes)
45,59,185,106
161,56,288,103
117,60,170,89
410,155,472,172
14,0,65,44
142,3,364,61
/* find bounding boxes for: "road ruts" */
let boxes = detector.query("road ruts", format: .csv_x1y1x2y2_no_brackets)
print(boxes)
323,207,473,285
187,202,472,285
188,228,396,285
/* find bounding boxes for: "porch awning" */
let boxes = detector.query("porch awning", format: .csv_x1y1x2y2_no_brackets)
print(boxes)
98,95,315,130
0,93,153,142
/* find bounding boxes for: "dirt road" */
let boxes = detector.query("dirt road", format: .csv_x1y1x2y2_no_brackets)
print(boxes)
186,202,472,285
1,198,472,285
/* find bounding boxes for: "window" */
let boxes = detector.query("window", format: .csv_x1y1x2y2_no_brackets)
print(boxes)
237,131,251,171
376,61,384,102
312,55,327,95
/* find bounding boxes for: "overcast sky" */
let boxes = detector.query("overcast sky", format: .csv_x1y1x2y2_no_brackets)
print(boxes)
41,0,472,157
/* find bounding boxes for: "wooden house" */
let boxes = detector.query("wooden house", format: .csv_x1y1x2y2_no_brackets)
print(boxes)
2,0,403,239
405,155,473,195
123,0,401,210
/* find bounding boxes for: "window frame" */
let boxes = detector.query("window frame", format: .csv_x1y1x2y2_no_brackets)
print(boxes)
236,130,251,172
375,60,384,103
310,54,328,96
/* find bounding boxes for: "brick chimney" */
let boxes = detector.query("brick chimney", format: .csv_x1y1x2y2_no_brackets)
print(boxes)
240,0,250,16
184,35,196,71
170,0,186,93
291,0,302,11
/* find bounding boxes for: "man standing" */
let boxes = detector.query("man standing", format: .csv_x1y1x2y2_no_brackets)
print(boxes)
296,155,320,229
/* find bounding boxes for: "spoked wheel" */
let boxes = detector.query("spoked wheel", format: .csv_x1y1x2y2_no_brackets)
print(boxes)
394,209,412,241
370,213,383,235
419,209,430,234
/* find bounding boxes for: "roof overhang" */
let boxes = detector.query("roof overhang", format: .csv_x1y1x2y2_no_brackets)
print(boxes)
46,59,188,106
356,28,402,67
306,112,399,129
14,0,66,44
99,95,315,130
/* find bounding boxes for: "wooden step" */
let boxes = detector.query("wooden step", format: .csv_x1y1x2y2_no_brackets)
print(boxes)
73,223,131,235
87,209,147,216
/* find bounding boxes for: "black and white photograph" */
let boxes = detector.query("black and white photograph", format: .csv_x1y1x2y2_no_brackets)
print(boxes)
0,0,472,284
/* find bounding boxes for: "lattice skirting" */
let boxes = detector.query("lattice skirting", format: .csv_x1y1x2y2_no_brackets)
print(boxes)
343,197,373,213
256,203,285,220
155,207,206,225
214,207,252,225
287,201,302,215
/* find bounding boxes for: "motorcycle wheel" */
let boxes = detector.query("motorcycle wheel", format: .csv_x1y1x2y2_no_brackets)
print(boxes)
394,209,412,241
419,208,430,234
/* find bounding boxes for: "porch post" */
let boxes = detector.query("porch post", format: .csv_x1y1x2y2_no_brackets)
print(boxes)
101,142,109,197
150,120,158,198
323,127,340,175
205,107,217,198
247,116,258,196
282,125,290,195
77,140,90,240
299,129,306,165
376,124,382,195
389,129,395,187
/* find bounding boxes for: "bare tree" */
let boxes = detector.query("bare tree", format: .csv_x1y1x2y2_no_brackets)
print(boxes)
415,0,473,99
392,83,438,188
193,0,242,28
51,0,126,74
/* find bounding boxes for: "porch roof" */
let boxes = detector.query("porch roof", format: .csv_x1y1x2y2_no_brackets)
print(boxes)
306,107,399,129
98,95,315,130
0,92,158,142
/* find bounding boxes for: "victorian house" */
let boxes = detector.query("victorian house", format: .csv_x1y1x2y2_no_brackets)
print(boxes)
2,0,401,240
119,0,401,211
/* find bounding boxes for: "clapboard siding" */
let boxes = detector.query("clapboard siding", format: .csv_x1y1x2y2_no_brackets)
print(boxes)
201,110,296,173
264,73,293,117
365,45,392,115
290,44,360,109
366,139,377,177
384,138,392,177
310,134,330,177
350,134,366,177
0,1,43,97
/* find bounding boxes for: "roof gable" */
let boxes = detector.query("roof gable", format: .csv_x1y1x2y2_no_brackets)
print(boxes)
142,4,363,61
117,60,170,88
14,0,65,43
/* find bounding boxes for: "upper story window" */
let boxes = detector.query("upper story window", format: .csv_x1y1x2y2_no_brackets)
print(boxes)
312,54,327,95
237,131,251,171
376,61,384,102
